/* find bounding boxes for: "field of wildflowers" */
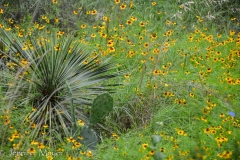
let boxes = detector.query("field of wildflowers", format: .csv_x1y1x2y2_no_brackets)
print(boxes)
0,0,239,159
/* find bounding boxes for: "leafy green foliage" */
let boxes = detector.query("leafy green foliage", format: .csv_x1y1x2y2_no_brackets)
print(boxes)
153,152,166,160
149,135,166,160
151,135,161,147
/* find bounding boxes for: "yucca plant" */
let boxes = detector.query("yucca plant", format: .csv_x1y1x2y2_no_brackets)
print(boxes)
0,29,118,145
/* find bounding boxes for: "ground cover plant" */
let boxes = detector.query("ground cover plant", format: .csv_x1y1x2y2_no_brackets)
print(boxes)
0,0,240,160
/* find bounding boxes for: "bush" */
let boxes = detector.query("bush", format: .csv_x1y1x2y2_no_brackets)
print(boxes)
0,29,118,146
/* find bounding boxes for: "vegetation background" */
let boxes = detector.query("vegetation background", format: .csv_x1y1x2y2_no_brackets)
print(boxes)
0,0,240,159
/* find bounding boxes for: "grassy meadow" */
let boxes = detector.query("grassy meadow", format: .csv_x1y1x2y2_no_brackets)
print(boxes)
0,0,240,159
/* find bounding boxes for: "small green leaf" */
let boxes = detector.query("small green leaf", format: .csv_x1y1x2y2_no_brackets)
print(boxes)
153,151,166,160
152,135,161,146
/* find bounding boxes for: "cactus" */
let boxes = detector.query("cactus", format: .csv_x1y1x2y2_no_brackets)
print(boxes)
90,93,113,125
79,126,98,150
76,93,114,150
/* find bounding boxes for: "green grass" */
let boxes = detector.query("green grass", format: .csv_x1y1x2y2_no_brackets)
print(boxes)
0,0,240,160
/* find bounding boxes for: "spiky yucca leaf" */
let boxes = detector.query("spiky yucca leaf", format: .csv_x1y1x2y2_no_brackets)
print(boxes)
0,30,118,145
